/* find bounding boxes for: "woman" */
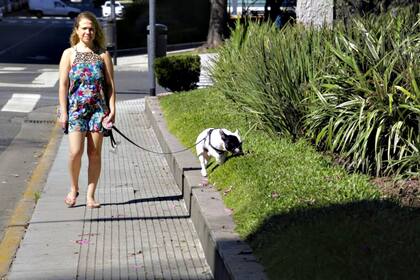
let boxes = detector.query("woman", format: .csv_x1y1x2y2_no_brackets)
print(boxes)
58,11,116,208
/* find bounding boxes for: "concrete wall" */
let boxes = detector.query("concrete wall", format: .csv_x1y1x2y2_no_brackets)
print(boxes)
296,0,334,27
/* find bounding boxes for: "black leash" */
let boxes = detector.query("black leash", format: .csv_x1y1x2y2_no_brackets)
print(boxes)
109,125,205,155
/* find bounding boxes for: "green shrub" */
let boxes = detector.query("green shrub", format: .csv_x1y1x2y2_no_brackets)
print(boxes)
212,21,332,139
154,55,201,92
157,89,420,280
306,10,420,176
212,7,419,177
334,0,419,21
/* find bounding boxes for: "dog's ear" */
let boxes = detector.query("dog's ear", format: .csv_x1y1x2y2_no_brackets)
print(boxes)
219,129,226,140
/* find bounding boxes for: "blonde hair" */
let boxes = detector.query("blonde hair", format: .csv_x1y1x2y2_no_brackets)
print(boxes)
70,11,106,50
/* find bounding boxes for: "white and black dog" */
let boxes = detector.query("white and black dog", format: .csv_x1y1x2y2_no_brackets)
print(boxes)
196,128,243,177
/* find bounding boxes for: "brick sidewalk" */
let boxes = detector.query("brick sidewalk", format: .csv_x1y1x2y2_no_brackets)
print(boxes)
7,99,213,280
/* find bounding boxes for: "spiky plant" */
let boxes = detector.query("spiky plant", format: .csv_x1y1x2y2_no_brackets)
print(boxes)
212,21,331,139
306,10,420,176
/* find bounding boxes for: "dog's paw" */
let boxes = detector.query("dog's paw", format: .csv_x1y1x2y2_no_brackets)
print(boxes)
200,177,209,187
200,169,208,177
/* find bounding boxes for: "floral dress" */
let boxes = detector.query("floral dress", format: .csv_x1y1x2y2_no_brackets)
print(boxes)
67,48,109,134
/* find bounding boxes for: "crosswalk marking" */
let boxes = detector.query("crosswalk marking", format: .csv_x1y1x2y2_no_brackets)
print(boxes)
0,67,26,71
1,94,41,113
0,70,58,88
32,71,58,87
39,68,57,72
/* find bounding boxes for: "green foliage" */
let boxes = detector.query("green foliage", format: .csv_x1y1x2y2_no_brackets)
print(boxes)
306,10,420,176
212,21,331,139
334,0,419,20
159,89,380,234
34,191,41,203
212,7,420,177
159,89,247,142
154,55,201,92
158,89,420,279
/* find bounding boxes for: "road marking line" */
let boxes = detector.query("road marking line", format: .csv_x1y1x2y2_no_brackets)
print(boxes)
0,67,26,71
39,68,57,72
0,71,58,88
1,94,41,113
32,72,58,87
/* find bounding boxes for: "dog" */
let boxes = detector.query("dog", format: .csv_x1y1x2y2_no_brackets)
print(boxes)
196,128,243,177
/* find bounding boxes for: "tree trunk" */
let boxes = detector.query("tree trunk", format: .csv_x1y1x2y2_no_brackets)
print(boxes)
204,0,227,49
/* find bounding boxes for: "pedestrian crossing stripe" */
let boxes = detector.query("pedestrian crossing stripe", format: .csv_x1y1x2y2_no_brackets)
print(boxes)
0,67,26,71
32,72,58,87
0,70,58,88
1,94,41,113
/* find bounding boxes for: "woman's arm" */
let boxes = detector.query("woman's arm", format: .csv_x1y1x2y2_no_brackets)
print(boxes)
58,48,71,129
102,51,116,122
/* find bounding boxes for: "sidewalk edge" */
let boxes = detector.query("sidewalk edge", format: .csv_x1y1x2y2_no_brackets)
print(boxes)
0,123,62,279
145,96,268,280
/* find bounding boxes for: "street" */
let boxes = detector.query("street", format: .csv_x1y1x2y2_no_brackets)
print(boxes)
0,16,163,244
0,16,72,64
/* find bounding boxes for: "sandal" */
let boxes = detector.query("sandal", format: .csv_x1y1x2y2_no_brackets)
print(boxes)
65,191,79,207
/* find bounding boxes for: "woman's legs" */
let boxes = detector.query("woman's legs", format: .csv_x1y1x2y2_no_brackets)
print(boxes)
67,131,86,204
86,132,104,207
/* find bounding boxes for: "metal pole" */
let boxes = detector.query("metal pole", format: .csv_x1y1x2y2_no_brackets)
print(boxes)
148,0,156,96
110,0,117,65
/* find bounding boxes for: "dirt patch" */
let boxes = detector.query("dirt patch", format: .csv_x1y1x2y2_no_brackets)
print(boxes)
372,177,420,207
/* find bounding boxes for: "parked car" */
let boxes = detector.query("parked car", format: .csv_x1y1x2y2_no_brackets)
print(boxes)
28,0,80,18
101,1,124,18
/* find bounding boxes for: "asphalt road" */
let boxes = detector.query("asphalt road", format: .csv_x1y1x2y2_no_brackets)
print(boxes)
0,17,72,64
0,16,158,243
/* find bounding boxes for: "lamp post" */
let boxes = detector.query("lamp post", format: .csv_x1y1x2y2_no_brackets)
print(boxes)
148,0,156,96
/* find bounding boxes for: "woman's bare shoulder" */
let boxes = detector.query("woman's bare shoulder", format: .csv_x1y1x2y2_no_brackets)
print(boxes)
61,47,75,59
63,47,74,54
100,51,113,65
59,48,75,68
99,49,111,59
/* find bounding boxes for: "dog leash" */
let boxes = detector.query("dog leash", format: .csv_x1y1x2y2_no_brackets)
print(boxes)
109,125,206,155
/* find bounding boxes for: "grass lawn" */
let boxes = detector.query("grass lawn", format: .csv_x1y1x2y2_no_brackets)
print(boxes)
159,88,420,280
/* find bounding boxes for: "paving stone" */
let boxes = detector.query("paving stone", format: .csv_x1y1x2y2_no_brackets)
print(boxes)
8,99,212,280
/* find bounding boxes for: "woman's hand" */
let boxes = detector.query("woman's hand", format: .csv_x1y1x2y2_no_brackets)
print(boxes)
102,112,115,130
107,111,115,124
59,111,68,131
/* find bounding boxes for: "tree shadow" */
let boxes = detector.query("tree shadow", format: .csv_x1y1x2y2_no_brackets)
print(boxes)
247,199,420,279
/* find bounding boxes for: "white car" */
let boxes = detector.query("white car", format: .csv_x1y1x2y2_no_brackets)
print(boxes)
28,0,80,18
102,1,124,18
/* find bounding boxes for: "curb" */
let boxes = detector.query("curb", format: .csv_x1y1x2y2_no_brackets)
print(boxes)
0,121,62,278
145,96,268,280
